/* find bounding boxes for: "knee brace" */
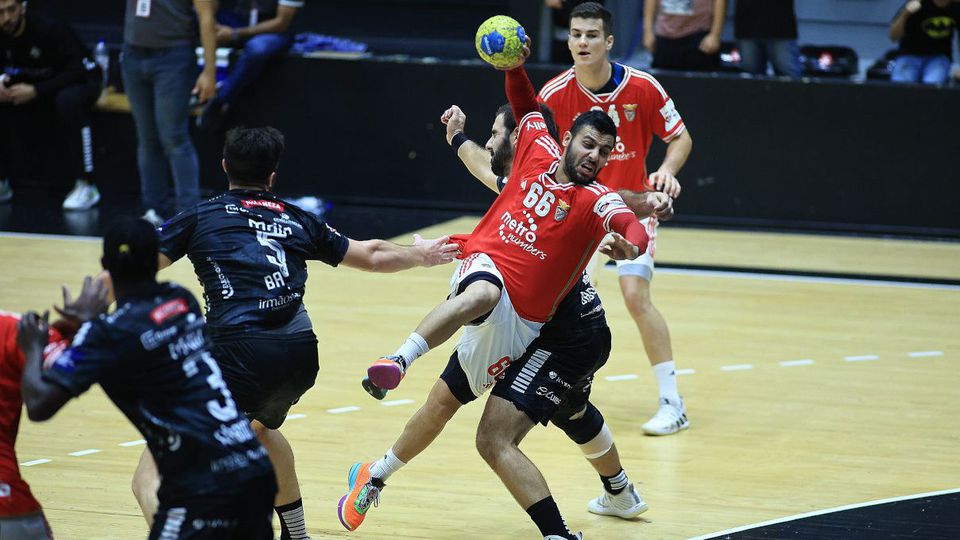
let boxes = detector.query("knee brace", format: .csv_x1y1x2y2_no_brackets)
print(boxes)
578,423,613,459
552,401,605,446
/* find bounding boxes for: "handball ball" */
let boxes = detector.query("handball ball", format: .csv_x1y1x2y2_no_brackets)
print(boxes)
476,15,527,69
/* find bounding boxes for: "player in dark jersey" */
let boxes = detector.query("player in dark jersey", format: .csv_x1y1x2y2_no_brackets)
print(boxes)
131,126,458,540
17,218,277,539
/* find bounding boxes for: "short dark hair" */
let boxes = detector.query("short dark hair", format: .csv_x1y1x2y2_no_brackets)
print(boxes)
569,109,617,141
570,2,613,37
495,103,560,142
223,127,285,185
102,217,159,282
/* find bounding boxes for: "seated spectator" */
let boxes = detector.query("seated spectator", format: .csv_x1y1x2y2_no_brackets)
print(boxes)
198,0,304,131
889,0,960,85
735,0,800,78
0,0,102,210
644,0,727,71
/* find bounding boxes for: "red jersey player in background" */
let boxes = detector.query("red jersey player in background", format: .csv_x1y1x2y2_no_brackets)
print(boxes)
342,36,650,539
539,2,694,436
0,276,109,539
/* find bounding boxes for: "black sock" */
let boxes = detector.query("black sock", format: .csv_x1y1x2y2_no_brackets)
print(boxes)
600,468,629,495
525,496,573,539
275,498,308,540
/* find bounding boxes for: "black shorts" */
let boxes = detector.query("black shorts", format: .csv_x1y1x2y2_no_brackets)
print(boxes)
212,331,319,429
149,474,276,539
490,326,611,426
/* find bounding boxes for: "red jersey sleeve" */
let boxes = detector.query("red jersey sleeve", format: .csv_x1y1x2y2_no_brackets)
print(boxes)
643,73,685,143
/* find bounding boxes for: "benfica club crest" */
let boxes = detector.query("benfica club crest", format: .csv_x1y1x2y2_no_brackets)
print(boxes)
555,200,570,222
623,104,637,122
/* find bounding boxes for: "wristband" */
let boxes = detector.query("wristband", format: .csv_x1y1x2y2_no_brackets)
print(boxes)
451,132,469,152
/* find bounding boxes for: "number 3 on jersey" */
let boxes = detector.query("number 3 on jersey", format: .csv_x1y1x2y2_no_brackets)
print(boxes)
522,182,555,217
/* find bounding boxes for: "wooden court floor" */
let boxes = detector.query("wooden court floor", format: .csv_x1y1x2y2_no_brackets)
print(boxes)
1,221,958,539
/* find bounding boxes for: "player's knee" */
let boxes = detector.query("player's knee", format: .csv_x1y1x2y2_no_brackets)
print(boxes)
553,402,605,445
461,280,501,314
475,425,510,466
621,280,653,315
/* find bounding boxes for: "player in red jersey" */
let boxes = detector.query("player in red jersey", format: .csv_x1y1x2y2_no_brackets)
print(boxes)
539,2,694,436
341,38,649,539
0,276,109,539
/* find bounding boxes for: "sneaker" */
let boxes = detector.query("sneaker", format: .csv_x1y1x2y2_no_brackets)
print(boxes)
337,462,380,531
62,180,100,210
641,397,689,436
587,483,648,519
544,533,582,540
141,209,164,227
362,377,388,400
367,355,406,390
0,179,11,203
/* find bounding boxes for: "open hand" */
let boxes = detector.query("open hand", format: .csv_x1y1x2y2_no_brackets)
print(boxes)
648,170,682,198
54,275,110,324
598,232,639,261
413,234,460,266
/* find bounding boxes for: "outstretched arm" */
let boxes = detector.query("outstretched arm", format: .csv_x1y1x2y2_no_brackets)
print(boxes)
503,39,537,125
441,105,500,192
18,312,72,421
341,235,459,272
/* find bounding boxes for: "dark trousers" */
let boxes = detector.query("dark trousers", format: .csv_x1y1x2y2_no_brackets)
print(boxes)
653,30,720,71
0,77,101,183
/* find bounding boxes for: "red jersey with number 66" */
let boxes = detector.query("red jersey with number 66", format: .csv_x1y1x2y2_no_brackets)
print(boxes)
456,111,636,323
539,64,686,192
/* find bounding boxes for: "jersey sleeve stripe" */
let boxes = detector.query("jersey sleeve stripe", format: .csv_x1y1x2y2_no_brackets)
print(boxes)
603,207,634,232
535,137,562,159
663,122,686,142
628,68,669,100
539,72,577,102
519,111,545,129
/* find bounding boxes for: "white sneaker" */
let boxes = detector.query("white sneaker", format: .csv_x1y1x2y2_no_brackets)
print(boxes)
0,179,11,202
62,180,100,210
641,397,689,435
141,209,164,227
587,483,648,519
544,534,582,540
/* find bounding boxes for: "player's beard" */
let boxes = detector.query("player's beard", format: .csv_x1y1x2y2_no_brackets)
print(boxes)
490,138,514,178
563,151,595,185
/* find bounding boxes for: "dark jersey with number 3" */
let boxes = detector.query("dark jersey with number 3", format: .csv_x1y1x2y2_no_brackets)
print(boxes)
42,283,273,503
158,190,350,334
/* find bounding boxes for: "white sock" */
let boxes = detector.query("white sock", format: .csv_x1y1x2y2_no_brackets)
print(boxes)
393,332,429,369
653,360,681,404
369,447,406,482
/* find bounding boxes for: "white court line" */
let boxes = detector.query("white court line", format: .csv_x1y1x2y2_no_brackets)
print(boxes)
21,459,51,467
845,355,879,362
909,350,943,358
286,413,307,420
657,267,960,291
328,406,361,414
0,231,100,242
686,487,960,540
779,359,814,367
381,399,415,407
68,449,101,457
604,374,638,381
676,368,696,375
720,364,753,371
118,439,146,447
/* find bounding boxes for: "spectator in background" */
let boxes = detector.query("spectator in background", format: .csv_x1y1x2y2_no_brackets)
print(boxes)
0,0,102,210
889,0,960,85
197,0,304,132
644,0,727,71
734,0,801,78
122,0,218,225
544,0,606,64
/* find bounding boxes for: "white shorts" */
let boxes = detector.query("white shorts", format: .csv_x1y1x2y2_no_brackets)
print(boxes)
448,253,543,398
585,216,658,283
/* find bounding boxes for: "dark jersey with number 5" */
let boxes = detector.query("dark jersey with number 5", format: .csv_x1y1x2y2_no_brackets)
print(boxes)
158,190,349,334
42,283,273,503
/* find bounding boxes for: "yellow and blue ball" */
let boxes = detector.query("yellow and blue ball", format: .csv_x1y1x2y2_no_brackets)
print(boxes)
475,15,527,69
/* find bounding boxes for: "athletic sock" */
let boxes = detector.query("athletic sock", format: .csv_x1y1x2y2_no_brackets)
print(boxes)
653,360,681,404
600,468,629,495
275,498,308,540
369,447,406,482
393,332,429,369
526,496,574,539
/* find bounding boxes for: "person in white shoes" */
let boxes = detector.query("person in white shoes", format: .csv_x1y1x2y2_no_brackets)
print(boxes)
538,2,692,436
0,0,102,211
